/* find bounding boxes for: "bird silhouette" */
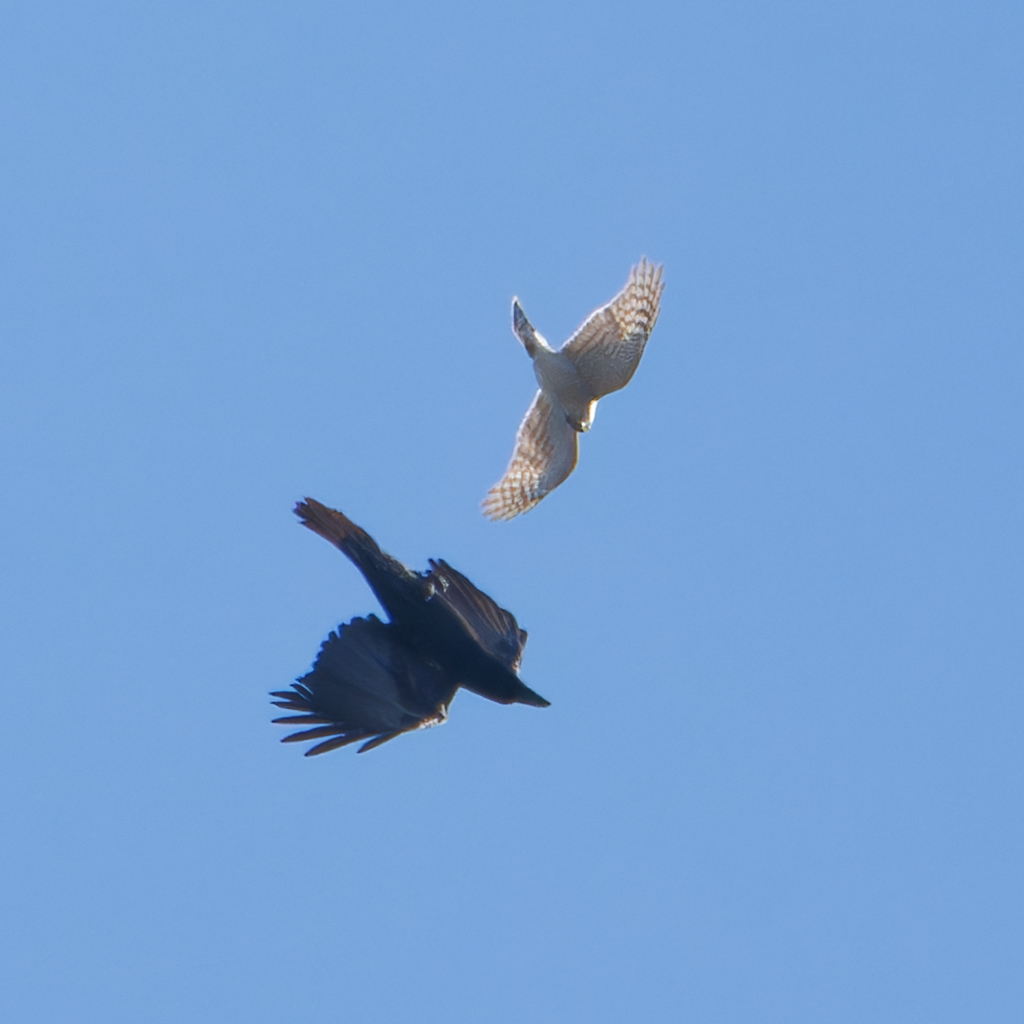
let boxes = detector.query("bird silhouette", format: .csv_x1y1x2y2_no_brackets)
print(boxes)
272,498,549,754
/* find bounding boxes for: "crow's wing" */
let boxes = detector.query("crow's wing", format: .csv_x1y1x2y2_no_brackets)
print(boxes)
424,559,528,671
271,616,456,754
294,498,420,620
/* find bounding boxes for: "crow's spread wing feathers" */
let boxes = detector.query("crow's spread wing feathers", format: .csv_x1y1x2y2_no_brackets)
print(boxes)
272,616,455,754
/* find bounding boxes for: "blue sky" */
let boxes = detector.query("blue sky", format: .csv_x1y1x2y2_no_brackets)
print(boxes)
2,1,1022,1020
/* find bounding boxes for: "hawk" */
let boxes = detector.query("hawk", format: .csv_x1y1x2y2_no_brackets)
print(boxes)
272,498,548,755
483,258,664,520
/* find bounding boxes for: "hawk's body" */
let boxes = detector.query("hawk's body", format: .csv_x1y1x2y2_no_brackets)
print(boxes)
483,259,664,520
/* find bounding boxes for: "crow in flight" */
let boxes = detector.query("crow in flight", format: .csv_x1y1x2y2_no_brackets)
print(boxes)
272,498,549,754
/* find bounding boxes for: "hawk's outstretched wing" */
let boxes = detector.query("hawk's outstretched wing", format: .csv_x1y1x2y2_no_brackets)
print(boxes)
271,616,456,755
425,558,528,671
482,389,578,521
563,258,664,399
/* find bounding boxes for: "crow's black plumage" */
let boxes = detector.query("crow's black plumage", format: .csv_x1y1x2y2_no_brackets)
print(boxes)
272,498,549,754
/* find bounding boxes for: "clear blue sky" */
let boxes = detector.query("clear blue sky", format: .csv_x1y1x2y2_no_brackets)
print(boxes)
3,2,1022,1021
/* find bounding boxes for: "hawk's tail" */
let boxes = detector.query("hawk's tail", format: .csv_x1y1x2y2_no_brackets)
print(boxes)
511,298,541,357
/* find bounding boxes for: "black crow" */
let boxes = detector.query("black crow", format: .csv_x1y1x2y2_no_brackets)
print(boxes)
272,498,549,754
